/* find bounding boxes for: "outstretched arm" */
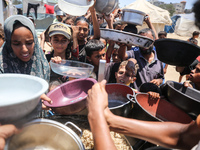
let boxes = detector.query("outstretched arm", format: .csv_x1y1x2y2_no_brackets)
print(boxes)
87,80,117,150
105,107,200,149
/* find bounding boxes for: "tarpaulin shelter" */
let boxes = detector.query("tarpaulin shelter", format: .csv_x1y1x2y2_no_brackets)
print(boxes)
173,13,200,37
123,0,172,34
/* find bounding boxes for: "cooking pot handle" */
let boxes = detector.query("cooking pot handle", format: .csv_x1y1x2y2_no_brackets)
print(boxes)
127,94,136,103
65,122,83,137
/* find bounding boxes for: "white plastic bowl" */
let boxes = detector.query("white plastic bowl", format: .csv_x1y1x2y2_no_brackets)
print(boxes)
58,0,94,16
0,74,48,123
50,60,94,78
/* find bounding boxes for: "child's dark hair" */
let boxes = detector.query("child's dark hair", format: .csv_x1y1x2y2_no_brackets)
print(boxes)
113,21,123,29
158,31,167,37
74,16,90,27
64,16,76,24
193,31,200,37
85,39,105,57
123,24,138,34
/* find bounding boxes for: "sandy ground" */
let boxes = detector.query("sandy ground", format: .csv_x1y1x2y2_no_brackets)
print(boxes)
40,32,200,83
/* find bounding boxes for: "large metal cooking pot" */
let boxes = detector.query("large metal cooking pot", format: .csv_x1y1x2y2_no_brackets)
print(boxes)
126,93,193,148
129,93,193,123
166,81,200,116
121,9,146,26
154,38,200,66
95,0,119,15
106,84,134,117
5,119,85,150
44,78,97,115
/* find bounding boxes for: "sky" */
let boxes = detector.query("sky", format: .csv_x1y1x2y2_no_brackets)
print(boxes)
119,0,197,9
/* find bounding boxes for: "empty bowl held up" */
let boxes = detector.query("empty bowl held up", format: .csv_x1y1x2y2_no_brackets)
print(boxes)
58,0,94,16
0,74,49,123
44,78,97,115
154,38,200,66
50,60,94,79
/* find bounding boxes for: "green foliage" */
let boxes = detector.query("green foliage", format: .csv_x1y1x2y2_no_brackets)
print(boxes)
158,4,175,16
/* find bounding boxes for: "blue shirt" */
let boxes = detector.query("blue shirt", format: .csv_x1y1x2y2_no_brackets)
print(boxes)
127,47,164,90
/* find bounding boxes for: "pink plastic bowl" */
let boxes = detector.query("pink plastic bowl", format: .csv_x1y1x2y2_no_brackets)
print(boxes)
44,78,97,115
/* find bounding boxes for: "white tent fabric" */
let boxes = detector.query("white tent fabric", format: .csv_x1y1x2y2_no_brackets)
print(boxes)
123,0,172,34
175,13,200,37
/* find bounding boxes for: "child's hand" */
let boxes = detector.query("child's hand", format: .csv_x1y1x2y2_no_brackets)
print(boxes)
148,92,160,100
51,56,62,64
183,81,193,88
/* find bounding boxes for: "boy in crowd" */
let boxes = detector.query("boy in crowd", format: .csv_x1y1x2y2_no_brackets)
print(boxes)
158,31,167,39
187,31,200,45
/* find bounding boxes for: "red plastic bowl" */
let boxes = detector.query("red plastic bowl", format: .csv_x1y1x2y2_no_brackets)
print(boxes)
44,78,97,115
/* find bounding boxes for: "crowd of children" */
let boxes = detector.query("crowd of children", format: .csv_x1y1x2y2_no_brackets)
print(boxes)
0,0,200,149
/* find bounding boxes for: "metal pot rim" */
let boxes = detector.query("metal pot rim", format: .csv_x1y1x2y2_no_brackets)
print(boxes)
122,9,146,16
106,83,134,110
22,119,84,148
134,93,163,122
167,81,200,103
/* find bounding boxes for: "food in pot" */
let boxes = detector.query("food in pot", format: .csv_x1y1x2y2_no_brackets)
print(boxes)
81,129,132,150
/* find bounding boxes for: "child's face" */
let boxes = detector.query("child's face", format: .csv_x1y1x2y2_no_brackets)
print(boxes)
158,35,166,39
65,19,74,25
115,66,135,86
76,21,89,41
50,34,70,54
11,26,34,62
88,49,106,68
112,49,120,63
189,63,200,83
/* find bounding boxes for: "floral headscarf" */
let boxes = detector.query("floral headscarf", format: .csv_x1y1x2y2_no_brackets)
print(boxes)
0,15,50,82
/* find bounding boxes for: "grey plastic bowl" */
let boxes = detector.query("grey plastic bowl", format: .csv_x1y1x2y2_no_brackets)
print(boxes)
0,74,48,123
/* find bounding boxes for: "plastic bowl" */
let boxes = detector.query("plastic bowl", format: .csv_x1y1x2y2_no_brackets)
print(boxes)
58,0,94,16
0,74,48,123
50,60,94,78
44,78,97,115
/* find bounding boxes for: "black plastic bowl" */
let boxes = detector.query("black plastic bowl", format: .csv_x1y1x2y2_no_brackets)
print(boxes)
154,38,200,66
166,81,200,116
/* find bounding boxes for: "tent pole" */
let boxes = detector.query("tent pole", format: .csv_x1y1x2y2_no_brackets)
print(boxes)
0,0,4,26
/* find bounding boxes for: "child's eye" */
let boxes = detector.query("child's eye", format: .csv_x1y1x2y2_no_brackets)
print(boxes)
118,71,124,75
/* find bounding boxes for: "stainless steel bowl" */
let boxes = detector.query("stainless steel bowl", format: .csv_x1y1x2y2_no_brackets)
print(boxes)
122,9,146,26
5,119,85,150
95,0,119,15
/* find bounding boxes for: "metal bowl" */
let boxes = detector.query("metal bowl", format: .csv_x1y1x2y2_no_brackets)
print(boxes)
0,74,48,123
130,93,193,124
166,81,200,116
106,84,134,117
95,0,119,15
100,28,154,48
5,119,84,150
121,9,146,26
44,78,97,115
154,38,200,66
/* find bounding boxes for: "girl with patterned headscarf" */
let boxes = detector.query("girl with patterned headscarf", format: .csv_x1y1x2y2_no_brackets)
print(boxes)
0,15,51,109
0,15,50,82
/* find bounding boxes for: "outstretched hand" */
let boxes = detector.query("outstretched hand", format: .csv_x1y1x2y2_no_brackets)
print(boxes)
87,80,108,113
